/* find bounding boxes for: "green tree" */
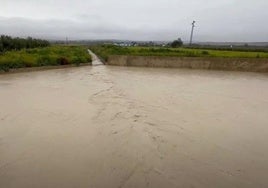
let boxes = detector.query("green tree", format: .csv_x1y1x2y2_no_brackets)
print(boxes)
171,38,183,48
0,35,50,52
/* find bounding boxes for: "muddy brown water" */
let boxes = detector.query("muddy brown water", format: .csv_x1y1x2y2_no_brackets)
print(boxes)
1,56,268,188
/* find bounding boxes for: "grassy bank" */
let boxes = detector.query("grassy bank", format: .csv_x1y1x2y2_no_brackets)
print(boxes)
90,45,268,61
0,46,92,72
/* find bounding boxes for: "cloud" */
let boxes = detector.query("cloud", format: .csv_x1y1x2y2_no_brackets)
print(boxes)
0,16,184,41
1,0,268,42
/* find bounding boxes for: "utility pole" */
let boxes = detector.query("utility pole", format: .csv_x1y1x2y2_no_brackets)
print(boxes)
189,20,196,46
66,37,68,45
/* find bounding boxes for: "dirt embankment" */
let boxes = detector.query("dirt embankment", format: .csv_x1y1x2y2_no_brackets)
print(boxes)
107,55,268,72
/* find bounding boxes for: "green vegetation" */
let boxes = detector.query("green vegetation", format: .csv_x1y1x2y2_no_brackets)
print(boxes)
0,46,92,72
170,38,183,48
90,45,268,61
185,45,268,53
0,35,50,52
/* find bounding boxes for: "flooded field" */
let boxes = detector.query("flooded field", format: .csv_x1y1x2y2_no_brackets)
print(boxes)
1,59,268,187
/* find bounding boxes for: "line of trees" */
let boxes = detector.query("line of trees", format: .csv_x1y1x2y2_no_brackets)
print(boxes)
0,35,50,52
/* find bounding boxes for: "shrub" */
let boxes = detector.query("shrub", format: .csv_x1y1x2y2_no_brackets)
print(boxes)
71,56,82,66
57,57,69,65
201,51,209,55
37,55,57,66
171,38,183,48
0,62,10,72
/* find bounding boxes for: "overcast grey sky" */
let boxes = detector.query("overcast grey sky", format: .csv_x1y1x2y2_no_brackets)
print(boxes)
1,0,268,42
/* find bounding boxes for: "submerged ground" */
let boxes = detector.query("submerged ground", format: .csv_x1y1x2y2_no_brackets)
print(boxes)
0,55,268,188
